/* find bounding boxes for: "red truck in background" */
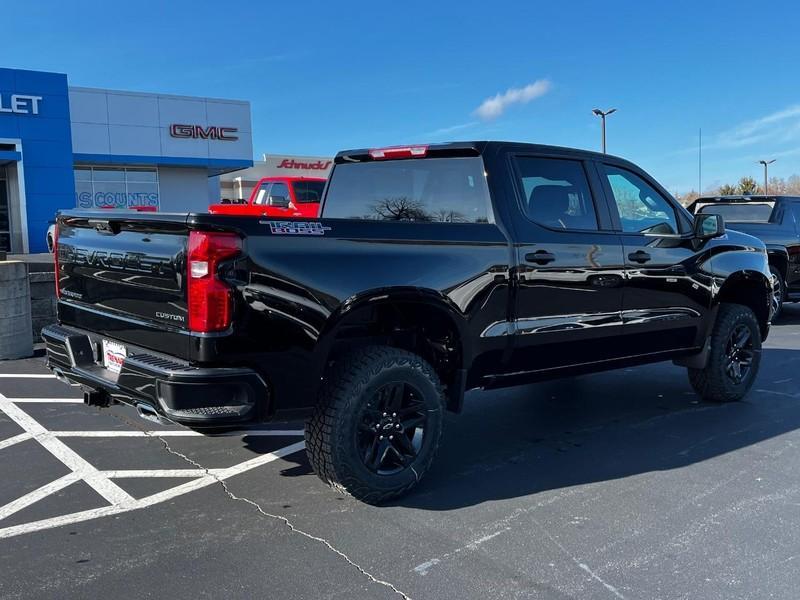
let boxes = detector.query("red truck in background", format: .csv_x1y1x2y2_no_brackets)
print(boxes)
208,176,326,217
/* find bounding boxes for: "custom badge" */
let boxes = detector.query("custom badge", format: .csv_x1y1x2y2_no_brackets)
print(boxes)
262,221,332,235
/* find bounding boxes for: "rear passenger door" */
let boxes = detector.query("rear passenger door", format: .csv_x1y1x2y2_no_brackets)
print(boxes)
597,162,707,354
505,154,626,375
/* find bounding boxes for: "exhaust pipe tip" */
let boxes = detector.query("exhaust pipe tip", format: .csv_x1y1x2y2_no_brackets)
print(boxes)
136,403,172,425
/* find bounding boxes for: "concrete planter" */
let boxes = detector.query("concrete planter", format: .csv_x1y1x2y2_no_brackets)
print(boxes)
0,261,34,359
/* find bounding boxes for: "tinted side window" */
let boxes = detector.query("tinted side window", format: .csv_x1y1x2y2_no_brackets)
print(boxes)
602,165,679,234
791,204,800,231
513,157,598,230
253,182,271,205
269,182,290,205
323,157,492,223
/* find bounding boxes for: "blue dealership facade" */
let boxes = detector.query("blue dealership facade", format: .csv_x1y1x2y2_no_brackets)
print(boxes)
0,67,253,253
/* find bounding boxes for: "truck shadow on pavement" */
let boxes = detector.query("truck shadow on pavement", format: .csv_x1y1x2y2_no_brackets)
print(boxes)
250,305,800,509
392,341,800,511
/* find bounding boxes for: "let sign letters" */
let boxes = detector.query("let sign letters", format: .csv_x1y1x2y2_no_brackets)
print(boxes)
0,94,42,115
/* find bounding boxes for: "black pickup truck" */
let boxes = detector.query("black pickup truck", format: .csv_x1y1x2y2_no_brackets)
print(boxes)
45,142,772,502
688,195,800,318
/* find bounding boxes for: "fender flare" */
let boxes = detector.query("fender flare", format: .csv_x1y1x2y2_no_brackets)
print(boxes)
308,287,472,410
765,245,789,279
316,287,470,362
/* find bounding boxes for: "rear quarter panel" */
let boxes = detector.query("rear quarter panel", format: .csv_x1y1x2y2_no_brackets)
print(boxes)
198,215,512,413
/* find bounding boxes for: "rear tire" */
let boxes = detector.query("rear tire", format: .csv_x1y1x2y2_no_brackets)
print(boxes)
305,346,444,504
770,265,785,320
688,303,761,403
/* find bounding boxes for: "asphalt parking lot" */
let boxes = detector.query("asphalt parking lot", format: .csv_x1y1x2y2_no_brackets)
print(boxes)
2,309,800,599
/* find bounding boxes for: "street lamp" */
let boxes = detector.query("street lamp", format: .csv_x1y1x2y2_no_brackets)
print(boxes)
759,159,776,195
592,108,617,154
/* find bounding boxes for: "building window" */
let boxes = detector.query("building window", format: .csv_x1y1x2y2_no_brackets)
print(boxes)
74,167,160,210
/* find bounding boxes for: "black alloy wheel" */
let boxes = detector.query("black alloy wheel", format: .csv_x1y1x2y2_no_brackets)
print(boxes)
687,303,761,403
305,346,444,504
724,323,755,384
770,267,784,319
357,381,427,475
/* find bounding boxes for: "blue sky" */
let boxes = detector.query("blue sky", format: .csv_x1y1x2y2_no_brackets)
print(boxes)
5,0,800,193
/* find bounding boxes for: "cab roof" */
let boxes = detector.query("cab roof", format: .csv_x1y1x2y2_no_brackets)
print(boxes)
334,141,634,167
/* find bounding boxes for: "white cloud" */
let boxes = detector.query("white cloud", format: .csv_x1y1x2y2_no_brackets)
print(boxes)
423,121,479,138
474,79,552,121
709,104,800,150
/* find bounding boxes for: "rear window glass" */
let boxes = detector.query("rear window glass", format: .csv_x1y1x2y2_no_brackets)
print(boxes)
322,157,493,223
292,180,325,204
697,203,774,222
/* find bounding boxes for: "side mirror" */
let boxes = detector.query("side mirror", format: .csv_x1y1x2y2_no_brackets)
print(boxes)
694,213,725,239
270,195,289,208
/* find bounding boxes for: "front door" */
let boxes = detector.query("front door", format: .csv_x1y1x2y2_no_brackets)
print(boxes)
597,162,708,354
0,168,9,252
505,155,626,377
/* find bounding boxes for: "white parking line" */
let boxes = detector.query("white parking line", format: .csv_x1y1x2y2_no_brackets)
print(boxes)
0,440,306,539
49,429,305,437
0,473,81,521
6,398,82,403
0,396,134,506
0,374,54,378
102,469,217,478
0,390,307,540
0,433,32,450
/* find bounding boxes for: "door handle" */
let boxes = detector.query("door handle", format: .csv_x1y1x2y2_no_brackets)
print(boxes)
525,251,556,265
628,251,651,264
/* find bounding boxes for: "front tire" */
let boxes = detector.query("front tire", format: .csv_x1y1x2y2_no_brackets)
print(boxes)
688,303,762,403
305,346,444,504
770,265,785,320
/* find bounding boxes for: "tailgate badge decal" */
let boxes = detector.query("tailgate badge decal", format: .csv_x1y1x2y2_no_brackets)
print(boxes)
263,221,331,236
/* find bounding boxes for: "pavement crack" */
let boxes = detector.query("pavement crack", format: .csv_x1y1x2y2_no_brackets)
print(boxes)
106,410,413,600
216,479,413,600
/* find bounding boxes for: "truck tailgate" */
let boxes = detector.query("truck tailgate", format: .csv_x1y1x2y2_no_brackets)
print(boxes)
56,212,191,353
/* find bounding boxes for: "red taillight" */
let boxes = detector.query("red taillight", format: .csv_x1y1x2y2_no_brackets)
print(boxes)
53,223,60,298
368,145,428,160
186,231,241,333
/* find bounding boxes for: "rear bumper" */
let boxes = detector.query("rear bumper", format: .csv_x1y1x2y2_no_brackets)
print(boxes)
42,324,267,425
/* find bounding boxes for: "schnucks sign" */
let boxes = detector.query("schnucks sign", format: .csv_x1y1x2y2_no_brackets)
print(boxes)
263,154,333,175
276,158,331,171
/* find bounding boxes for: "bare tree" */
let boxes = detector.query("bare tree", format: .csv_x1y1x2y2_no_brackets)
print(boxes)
370,197,432,221
718,183,738,195
432,208,468,223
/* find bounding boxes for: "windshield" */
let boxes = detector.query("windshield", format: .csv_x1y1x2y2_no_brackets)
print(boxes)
697,202,774,223
322,157,493,223
292,180,326,204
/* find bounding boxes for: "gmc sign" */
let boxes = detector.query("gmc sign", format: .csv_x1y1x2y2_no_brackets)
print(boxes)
169,124,238,141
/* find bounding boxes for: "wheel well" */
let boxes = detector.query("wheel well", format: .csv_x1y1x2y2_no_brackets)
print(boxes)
326,301,464,411
768,251,788,280
717,274,771,337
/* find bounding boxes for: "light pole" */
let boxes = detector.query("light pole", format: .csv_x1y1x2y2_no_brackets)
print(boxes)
592,108,617,153
759,159,776,195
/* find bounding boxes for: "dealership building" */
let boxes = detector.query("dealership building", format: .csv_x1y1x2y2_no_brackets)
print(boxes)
0,67,254,253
